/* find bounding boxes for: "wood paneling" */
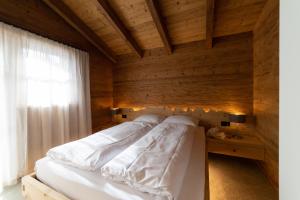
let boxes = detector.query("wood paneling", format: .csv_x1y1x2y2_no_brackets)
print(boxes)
253,0,279,189
0,0,92,51
109,0,163,51
96,0,143,58
145,0,172,54
43,0,117,63
114,33,253,115
206,0,215,48
62,0,132,55
106,0,206,49
114,106,255,137
89,51,113,132
59,0,266,55
214,0,266,37
160,0,206,45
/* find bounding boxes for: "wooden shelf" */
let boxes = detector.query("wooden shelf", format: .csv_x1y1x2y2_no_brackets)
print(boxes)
207,134,265,160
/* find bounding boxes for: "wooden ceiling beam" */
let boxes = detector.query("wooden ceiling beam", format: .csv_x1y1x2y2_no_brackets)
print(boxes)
206,0,215,48
96,0,143,58
145,0,172,54
42,0,117,63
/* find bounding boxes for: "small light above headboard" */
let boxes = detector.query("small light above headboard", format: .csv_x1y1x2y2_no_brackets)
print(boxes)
132,107,146,112
113,106,254,135
111,107,121,115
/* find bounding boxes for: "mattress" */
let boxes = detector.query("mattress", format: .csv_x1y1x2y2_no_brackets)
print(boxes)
35,128,206,200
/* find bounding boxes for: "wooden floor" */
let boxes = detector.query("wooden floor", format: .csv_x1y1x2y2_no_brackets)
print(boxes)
1,155,278,200
209,154,278,200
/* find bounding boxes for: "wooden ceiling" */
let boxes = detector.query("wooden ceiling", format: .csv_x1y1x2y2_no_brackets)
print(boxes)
43,0,266,62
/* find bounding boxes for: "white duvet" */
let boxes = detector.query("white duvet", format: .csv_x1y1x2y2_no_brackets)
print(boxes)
47,121,156,171
101,122,196,200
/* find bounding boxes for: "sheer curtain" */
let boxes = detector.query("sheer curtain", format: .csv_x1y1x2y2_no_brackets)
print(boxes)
0,22,91,193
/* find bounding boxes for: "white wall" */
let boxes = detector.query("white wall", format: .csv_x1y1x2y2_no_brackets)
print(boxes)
280,0,300,199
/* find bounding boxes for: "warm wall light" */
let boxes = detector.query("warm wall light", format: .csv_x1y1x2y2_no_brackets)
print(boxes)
182,107,188,112
229,114,246,123
132,107,146,111
111,107,121,115
203,108,210,113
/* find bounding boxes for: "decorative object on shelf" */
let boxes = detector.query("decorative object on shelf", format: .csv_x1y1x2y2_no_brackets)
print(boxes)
207,127,226,140
207,127,244,140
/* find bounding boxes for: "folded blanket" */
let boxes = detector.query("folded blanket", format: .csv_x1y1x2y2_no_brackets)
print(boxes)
47,121,156,171
101,122,195,200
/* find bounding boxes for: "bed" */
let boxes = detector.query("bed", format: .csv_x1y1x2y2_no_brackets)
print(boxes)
22,117,209,200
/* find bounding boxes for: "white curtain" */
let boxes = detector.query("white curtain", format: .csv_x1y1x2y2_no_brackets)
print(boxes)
0,22,92,193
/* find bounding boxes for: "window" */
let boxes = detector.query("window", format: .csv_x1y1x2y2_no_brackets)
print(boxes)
0,21,91,194
24,49,71,107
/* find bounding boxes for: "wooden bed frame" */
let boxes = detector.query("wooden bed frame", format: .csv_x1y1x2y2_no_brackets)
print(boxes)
21,151,210,200
22,173,69,200
22,107,211,200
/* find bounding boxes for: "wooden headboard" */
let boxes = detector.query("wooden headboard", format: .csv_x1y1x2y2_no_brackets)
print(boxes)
113,106,255,134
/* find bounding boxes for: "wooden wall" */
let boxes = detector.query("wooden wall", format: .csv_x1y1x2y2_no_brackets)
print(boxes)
0,0,113,132
90,51,113,132
253,0,279,189
214,0,267,37
113,33,253,115
0,0,92,51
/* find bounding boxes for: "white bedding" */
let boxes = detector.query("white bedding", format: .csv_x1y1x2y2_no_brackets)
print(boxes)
35,128,206,200
47,121,156,171
101,123,197,200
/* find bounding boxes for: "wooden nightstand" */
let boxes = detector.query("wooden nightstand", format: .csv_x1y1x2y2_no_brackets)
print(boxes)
207,134,265,160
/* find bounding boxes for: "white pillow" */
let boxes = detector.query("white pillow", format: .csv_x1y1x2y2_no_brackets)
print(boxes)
163,115,198,127
133,114,165,124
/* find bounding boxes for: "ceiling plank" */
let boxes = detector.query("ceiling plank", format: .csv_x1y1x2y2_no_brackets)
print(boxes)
206,0,215,48
42,0,117,63
96,0,143,58
145,0,172,54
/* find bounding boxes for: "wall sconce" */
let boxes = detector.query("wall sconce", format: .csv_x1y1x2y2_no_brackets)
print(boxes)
229,114,246,123
221,114,246,127
111,108,121,115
